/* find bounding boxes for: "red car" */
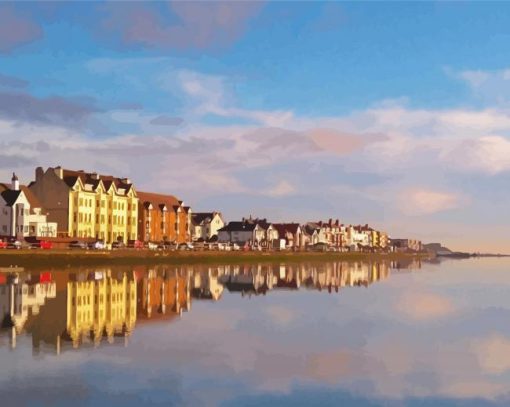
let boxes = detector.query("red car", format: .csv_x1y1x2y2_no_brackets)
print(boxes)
40,240,53,250
30,240,53,249
0,241,7,249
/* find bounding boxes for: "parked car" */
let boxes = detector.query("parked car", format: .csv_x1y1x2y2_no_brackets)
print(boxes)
112,241,126,250
89,240,106,250
7,240,22,250
69,240,88,249
0,241,7,249
177,243,194,251
147,242,158,250
127,240,144,249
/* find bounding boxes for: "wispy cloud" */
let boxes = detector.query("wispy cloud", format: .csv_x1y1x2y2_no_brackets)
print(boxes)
0,91,98,127
99,1,263,51
399,188,465,215
0,5,43,53
0,73,29,89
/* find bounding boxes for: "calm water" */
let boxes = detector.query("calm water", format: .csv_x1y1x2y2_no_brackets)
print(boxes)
1,257,510,406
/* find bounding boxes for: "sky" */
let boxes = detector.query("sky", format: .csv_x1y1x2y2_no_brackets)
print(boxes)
1,1,510,252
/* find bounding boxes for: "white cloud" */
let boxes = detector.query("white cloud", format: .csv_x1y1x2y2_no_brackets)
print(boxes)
399,188,464,215
262,180,296,198
442,135,510,175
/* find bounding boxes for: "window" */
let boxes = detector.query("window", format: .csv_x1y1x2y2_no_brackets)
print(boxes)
96,200,99,207
79,198,83,206
101,200,105,208
96,214,99,223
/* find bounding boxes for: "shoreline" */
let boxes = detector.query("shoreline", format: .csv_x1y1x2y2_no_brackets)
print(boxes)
0,249,429,269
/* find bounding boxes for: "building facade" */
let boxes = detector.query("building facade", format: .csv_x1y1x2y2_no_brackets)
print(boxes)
137,191,191,244
191,212,224,241
29,167,138,243
0,173,57,239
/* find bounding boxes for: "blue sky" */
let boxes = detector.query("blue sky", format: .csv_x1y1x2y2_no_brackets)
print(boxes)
1,1,510,251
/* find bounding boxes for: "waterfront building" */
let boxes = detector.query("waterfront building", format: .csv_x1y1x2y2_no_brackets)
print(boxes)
217,217,270,246
271,223,303,248
137,191,191,244
0,173,57,238
191,212,224,241
29,166,138,243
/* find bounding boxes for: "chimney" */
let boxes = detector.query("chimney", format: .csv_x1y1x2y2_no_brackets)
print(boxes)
53,166,64,179
35,167,44,182
11,173,19,191
91,172,99,180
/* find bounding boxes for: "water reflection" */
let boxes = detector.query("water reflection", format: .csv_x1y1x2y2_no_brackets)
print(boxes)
3,258,510,406
0,260,411,353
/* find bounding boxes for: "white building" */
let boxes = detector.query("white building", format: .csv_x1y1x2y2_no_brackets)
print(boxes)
0,173,57,239
191,212,225,241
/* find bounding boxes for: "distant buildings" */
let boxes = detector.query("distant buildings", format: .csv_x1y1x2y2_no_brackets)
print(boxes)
215,216,404,253
390,238,423,253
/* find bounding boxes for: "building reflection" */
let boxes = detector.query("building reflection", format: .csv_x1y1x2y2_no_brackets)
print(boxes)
0,259,418,353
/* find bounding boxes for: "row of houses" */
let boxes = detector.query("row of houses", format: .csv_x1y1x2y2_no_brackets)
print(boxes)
0,166,421,251
0,166,224,244
216,216,397,252
217,217,423,252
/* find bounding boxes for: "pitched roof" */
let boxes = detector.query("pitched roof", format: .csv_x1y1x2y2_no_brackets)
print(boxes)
137,191,181,211
219,221,257,232
59,168,134,192
272,223,300,237
21,186,42,209
0,189,22,206
192,212,215,225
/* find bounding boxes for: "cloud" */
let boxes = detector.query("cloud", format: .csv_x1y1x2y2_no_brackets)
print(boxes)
442,135,510,175
149,115,184,126
396,291,456,321
399,188,464,215
0,5,43,53
99,1,263,51
308,128,384,155
0,73,29,89
262,180,296,198
0,91,98,126
174,69,294,126
452,67,510,105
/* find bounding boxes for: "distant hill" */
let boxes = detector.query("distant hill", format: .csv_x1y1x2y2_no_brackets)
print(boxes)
423,243,453,256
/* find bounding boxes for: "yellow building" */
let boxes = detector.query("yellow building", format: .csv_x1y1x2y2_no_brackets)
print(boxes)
66,270,137,348
29,166,138,243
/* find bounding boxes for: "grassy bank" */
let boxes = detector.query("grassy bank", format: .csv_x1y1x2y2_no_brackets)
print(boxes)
0,249,428,269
